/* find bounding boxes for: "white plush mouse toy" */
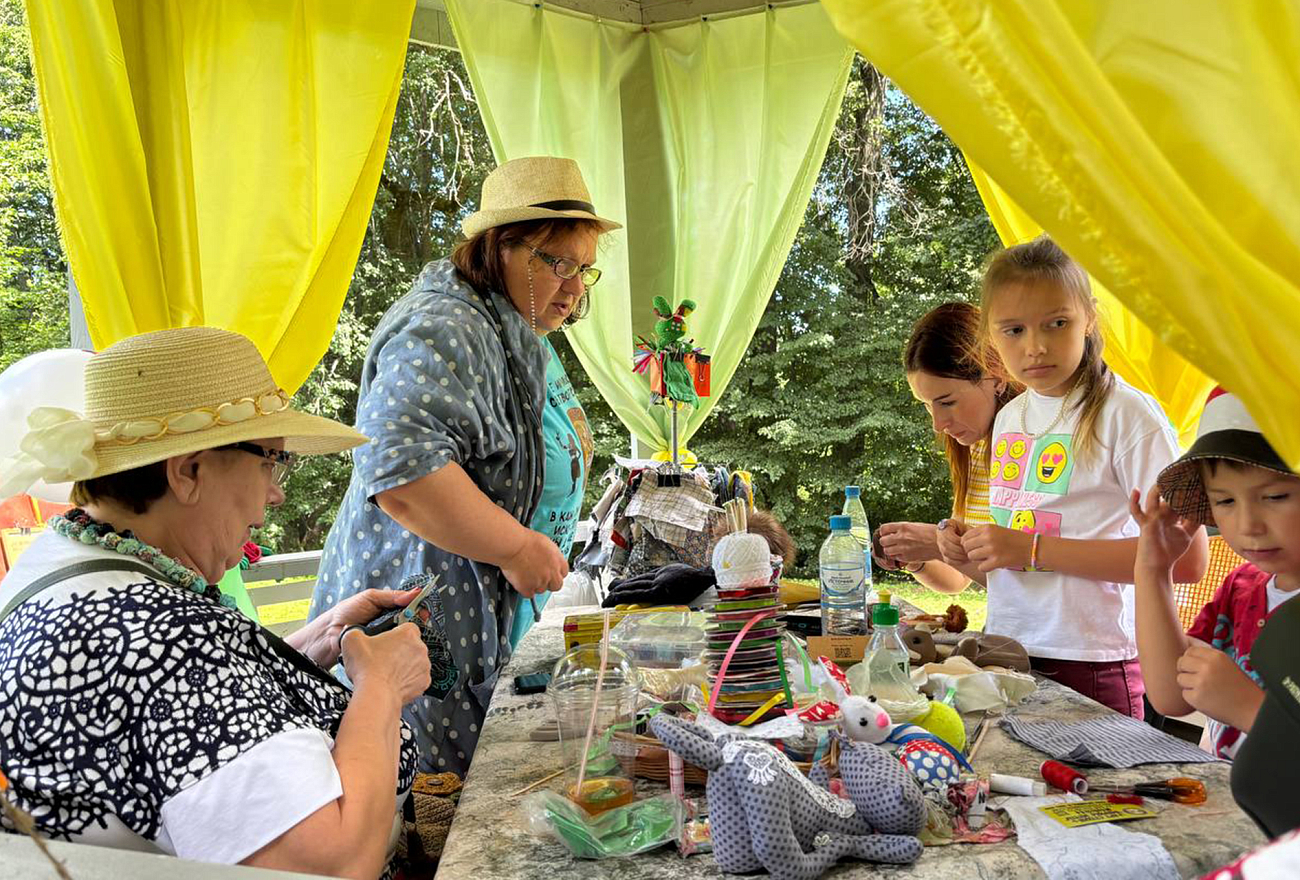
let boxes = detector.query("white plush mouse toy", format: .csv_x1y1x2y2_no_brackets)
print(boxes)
839,694,973,790
840,694,893,745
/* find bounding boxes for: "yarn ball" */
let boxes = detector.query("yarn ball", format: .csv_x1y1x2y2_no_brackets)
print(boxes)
913,699,966,752
711,532,772,587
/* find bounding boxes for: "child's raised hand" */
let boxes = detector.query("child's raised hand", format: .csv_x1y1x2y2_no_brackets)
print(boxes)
1130,486,1199,575
1176,639,1266,733
961,523,1033,573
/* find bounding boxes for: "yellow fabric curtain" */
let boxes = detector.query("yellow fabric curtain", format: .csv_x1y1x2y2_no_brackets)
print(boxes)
966,162,1212,446
821,0,1300,467
24,0,415,393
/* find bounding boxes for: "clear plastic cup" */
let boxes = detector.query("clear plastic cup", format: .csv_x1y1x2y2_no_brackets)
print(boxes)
551,643,641,814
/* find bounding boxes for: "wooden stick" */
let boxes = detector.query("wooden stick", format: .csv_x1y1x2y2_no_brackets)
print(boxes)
0,786,73,880
967,715,993,764
509,765,572,797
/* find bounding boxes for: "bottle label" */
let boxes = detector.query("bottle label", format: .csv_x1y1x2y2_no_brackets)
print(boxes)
820,562,864,600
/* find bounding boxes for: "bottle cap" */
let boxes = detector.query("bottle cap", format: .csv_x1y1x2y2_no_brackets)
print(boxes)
877,589,891,605
844,485,861,498
829,515,851,530
871,602,899,626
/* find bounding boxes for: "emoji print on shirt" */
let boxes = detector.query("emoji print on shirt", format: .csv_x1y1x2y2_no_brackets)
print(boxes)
990,433,1032,490
1024,435,1074,495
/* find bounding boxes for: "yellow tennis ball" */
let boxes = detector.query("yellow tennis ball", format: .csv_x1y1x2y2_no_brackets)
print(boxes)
915,699,967,752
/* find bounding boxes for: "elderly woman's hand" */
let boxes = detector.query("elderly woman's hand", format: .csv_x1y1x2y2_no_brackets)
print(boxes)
289,588,420,669
341,623,432,706
500,529,569,598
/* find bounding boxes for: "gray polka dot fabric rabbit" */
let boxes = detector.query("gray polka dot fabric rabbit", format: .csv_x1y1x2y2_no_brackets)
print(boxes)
649,715,924,880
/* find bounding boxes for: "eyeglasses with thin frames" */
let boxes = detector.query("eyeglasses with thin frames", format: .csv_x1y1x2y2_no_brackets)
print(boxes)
225,442,298,487
529,247,602,288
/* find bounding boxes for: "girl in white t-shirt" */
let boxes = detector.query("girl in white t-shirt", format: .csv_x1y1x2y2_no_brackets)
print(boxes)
937,236,1209,716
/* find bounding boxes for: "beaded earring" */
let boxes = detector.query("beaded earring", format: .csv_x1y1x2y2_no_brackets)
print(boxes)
526,261,537,334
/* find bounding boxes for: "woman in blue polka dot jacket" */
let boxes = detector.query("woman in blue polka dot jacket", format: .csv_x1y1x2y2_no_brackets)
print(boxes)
310,156,621,776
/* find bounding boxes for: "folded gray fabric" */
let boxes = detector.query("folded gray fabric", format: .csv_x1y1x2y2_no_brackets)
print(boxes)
1000,714,1222,768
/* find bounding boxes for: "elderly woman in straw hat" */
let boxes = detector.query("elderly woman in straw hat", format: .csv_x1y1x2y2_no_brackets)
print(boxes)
309,156,619,774
0,327,431,879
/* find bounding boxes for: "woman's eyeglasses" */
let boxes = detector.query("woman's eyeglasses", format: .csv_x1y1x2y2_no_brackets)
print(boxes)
530,247,602,287
225,442,298,487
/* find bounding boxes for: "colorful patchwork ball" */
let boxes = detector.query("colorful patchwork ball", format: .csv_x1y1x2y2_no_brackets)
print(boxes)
897,739,961,790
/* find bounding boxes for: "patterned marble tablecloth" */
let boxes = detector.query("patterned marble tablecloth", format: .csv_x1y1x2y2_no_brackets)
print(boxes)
436,604,1264,879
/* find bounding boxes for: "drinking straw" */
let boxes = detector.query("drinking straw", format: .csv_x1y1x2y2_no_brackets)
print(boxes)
574,610,613,797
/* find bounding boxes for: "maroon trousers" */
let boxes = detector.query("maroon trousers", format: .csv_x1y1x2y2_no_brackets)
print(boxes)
1030,656,1146,718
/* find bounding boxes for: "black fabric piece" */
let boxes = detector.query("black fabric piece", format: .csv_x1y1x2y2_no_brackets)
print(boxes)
530,198,595,213
1232,596,1300,838
602,563,716,608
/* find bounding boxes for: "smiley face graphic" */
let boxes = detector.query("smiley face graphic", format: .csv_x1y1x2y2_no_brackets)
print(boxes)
1002,460,1021,482
1009,509,1037,532
1009,439,1027,460
996,438,1008,458
989,460,1002,481
1036,441,1068,484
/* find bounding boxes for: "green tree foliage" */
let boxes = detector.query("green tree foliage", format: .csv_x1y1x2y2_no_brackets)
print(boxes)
0,0,68,369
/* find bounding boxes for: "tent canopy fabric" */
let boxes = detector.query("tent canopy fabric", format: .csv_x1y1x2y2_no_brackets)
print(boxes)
24,0,415,394
27,0,1299,468
446,0,852,453
821,0,1300,468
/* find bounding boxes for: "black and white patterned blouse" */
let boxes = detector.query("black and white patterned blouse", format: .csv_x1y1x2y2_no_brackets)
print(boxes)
0,533,418,867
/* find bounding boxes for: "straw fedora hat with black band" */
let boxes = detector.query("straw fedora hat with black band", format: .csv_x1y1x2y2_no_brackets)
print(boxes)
0,327,366,496
461,156,622,238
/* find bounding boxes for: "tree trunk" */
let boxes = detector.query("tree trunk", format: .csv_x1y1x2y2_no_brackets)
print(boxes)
843,59,886,304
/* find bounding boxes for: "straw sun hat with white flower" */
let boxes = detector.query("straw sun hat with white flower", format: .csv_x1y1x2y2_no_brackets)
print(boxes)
0,327,366,497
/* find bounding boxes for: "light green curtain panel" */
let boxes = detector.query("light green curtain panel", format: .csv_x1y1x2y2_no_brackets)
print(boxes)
821,0,1300,468
446,0,852,452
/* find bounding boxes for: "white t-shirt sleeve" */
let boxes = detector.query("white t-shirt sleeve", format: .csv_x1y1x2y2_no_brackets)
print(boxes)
1110,404,1181,507
158,727,342,864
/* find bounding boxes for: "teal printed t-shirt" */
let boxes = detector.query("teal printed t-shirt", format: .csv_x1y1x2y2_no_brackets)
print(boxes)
511,337,592,647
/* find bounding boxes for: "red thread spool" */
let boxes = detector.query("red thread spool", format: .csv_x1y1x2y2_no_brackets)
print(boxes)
1041,760,1088,794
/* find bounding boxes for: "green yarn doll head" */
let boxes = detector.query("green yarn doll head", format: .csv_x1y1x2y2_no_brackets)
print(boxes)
651,296,697,350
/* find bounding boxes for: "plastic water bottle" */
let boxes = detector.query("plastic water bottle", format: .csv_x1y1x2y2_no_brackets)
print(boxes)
865,600,913,699
820,515,866,635
842,486,875,599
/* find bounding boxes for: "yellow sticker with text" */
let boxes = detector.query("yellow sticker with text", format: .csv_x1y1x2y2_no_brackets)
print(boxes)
1039,801,1157,828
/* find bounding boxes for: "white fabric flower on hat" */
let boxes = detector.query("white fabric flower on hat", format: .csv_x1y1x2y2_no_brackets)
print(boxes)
0,407,99,498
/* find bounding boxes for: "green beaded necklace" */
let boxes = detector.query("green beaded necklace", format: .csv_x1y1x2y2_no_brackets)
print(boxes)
50,509,238,610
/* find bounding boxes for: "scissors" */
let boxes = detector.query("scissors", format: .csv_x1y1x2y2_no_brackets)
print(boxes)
1087,777,1206,805
343,574,440,642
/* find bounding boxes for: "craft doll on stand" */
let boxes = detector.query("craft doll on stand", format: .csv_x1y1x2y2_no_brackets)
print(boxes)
633,296,711,465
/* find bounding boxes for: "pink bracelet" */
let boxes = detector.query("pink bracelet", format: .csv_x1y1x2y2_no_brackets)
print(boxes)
1029,533,1041,570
